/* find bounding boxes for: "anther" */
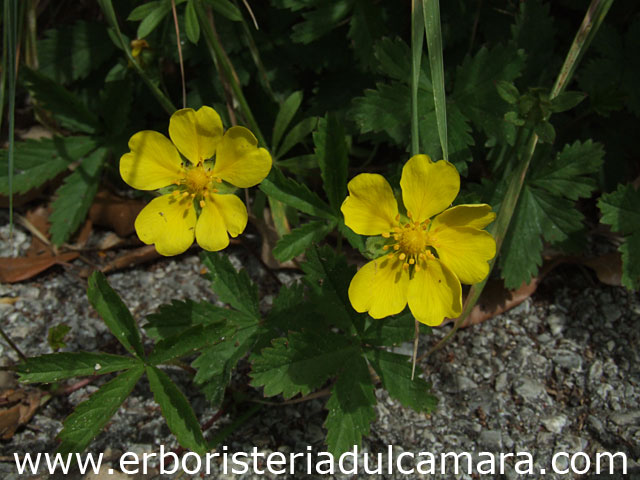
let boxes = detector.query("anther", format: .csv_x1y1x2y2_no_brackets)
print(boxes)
403,263,409,271
383,245,390,251
399,253,406,261
181,191,189,198
393,244,400,251
199,200,206,208
216,178,223,183
382,232,390,238
407,211,413,219
409,258,415,265
415,265,421,272
395,214,400,221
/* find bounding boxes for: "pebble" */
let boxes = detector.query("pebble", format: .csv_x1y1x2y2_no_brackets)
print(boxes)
541,414,568,434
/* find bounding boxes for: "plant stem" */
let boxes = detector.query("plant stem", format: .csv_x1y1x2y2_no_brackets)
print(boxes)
410,0,424,157
0,325,27,362
170,0,187,108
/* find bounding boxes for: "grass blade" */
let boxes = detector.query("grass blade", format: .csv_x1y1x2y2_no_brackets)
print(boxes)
3,0,18,233
410,0,424,156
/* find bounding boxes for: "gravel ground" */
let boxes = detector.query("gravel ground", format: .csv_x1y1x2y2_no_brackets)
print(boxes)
1,221,639,479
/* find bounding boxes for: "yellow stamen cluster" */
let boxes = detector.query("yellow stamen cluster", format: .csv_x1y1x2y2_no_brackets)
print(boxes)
172,161,220,207
382,212,436,272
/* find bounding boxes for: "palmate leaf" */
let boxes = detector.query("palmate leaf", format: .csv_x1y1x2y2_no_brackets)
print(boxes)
598,183,640,290
37,20,115,84
324,354,376,455
49,147,107,245
17,352,140,383
272,219,336,262
146,365,207,454
290,0,353,44
147,323,234,365
0,136,97,195
250,330,359,399
313,113,349,211
361,311,428,347
499,141,604,289
366,349,437,412
57,366,144,455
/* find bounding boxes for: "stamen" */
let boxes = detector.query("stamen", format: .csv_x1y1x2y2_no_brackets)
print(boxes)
216,178,223,183
395,214,400,221
407,211,413,219
403,263,409,271
382,232,390,238
199,200,206,208
399,253,406,260
383,245,390,251
409,258,415,265
181,191,189,198
415,265,421,272
393,244,400,251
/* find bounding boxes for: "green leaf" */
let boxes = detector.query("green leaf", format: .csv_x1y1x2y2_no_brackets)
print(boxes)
200,252,260,318
351,82,410,145
147,323,233,365
47,324,71,352
144,299,241,340
0,136,97,195
259,168,335,220
313,113,349,211
49,148,107,245
184,0,200,44
534,121,555,144
192,322,260,406
499,140,604,288
453,43,526,145
266,282,319,332
87,272,145,358
549,91,586,113
250,330,359,399
100,78,133,135
273,91,303,152
496,80,520,104
598,183,640,290
324,354,376,455
145,365,206,454
276,116,319,159
57,366,143,455
37,21,116,84
22,68,101,134
17,352,140,383
366,350,436,412
347,0,384,68
361,311,423,346
128,1,163,21
273,219,335,262
290,1,353,44
136,1,172,38
203,0,243,22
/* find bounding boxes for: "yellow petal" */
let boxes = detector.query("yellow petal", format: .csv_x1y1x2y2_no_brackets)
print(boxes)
341,173,399,236
135,194,196,256
431,204,496,230
431,226,496,284
168,106,223,164
211,126,272,188
195,193,248,251
400,154,460,222
120,131,183,190
348,256,410,319
408,259,462,326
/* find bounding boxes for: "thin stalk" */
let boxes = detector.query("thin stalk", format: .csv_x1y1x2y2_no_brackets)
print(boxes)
423,0,613,358
97,0,176,115
410,0,424,157
4,0,18,235
170,0,187,108
195,0,266,146
0,325,27,362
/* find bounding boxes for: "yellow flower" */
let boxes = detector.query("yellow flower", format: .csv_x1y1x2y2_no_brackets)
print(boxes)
120,106,272,256
341,154,496,326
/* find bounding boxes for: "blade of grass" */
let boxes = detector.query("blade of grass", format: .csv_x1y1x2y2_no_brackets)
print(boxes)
97,0,176,115
422,0,614,358
410,0,424,157
4,0,18,235
423,0,447,161
170,0,187,108
195,0,266,146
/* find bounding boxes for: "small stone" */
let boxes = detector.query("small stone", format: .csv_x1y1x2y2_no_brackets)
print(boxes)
495,372,508,392
456,375,478,392
514,377,551,403
609,410,640,426
589,360,603,383
479,430,502,450
541,414,568,433
602,304,621,322
552,350,582,370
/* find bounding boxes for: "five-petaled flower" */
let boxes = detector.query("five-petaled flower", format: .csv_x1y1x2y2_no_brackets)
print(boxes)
341,154,496,326
120,106,272,256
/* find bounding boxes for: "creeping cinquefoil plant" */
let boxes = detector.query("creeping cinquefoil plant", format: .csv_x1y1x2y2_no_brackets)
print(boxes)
120,106,272,255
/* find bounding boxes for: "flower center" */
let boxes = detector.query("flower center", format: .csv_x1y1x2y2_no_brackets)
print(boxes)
382,213,438,271
173,162,221,208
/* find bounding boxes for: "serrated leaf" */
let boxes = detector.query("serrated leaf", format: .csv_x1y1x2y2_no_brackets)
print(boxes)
144,299,242,340
259,168,335,220
324,354,376,455
273,91,303,152
88,272,145,358
200,252,260,318
147,323,234,365
0,136,97,195
47,324,71,351
276,116,319,159
49,148,106,245
57,366,143,455
203,0,242,22
192,322,260,406
37,21,116,84
100,78,133,135
496,81,519,104
136,2,172,38
290,0,353,44
534,121,555,144
361,311,421,346
22,68,101,134
453,44,525,144
273,220,334,262
351,82,410,145
347,0,383,68
366,349,436,412
598,183,640,290
314,113,348,211
184,0,200,44
250,330,359,399
266,282,319,332
145,365,206,454
17,352,140,384
549,91,586,113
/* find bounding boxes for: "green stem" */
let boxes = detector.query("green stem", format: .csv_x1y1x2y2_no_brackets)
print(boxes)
195,0,266,146
410,0,424,157
4,0,18,235
0,325,27,362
